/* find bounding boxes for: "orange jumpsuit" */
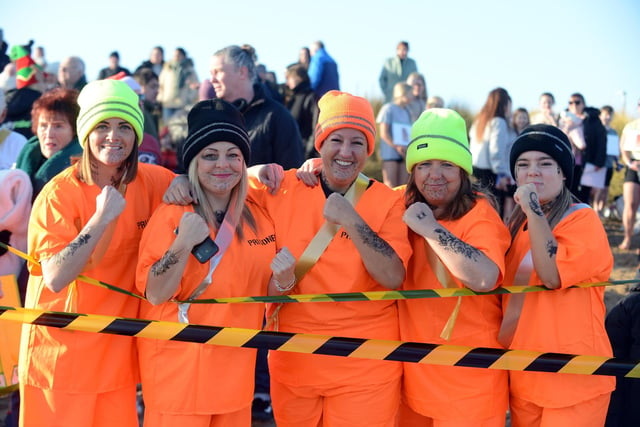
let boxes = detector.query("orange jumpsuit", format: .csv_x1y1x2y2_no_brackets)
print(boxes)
135,198,276,424
399,197,510,425
250,170,412,427
19,163,174,427
503,206,615,426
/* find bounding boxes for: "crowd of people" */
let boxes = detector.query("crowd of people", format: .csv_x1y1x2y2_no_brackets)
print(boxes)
0,32,638,427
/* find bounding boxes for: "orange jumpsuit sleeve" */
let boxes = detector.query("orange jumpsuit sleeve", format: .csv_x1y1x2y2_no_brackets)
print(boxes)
136,200,277,414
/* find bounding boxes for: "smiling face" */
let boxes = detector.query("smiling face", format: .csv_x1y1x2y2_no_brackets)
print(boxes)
319,128,368,193
88,117,136,167
412,159,462,210
196,141,244,197
514,151,565,203
36,112,74,159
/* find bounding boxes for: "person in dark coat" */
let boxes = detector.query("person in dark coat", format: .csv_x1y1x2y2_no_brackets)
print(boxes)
284,63,318,159
605,282,640,426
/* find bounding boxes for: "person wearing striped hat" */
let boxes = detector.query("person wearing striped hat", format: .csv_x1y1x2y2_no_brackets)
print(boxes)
249,90,412,426
19,79,175,427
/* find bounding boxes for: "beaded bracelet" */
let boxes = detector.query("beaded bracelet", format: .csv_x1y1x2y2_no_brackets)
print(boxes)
274,276,296,292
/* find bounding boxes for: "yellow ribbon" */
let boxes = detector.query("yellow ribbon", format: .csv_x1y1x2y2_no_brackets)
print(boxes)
424,243,461,341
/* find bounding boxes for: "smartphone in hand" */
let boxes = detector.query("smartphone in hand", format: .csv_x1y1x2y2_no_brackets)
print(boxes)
191,237,219,263
175,228,219,263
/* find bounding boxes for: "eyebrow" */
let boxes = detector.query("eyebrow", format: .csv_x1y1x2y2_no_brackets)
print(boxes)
518,155,554,162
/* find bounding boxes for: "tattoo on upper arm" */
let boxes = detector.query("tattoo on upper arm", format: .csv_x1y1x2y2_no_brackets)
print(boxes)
355,222,395,257
151,251,180,276
546,240,558,258
54,233,91,266
528,193,543,216
434,228,480,262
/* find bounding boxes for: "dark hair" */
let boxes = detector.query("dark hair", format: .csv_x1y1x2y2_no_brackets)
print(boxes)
30,88,80,136
153,46,164,55
540,92,555,103
474,87,511,141
110,51,119,59
286,63,310,84
398,41,409,50
176,47,187,57
404,167,497,221
570,93,585,104
133,67,158,86
511,107,530,135
601,105,614,115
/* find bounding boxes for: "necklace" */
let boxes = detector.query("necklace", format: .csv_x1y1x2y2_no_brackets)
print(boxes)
214,210,226,224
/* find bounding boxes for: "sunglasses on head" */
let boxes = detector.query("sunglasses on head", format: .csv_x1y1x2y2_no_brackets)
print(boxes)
569,100,582,105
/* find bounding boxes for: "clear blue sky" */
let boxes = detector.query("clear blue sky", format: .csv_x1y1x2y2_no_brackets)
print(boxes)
3,0,639,115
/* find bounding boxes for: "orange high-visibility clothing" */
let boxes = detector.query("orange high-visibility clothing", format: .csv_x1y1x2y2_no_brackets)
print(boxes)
503,207,615,409
250,170,412,424
399,197,510,421
136,198,275,415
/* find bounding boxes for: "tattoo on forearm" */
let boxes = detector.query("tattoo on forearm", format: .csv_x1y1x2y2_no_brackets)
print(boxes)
528,193,543,216
434,228,480,261
151,251,179,276
355,222,395,257
54,233,91,265
546,240,558,258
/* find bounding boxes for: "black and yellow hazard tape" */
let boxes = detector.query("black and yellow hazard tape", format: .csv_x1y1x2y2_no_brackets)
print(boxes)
1,242,635,306
1,304,639,378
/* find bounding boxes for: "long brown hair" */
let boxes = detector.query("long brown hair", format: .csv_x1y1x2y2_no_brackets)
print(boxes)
76,138,139,187
404,167,497,221
474,87,511,141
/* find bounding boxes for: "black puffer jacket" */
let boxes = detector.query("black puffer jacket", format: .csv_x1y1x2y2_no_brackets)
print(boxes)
236,83,304,169
605,283,640,426
582,106,607,168
286,81,318,159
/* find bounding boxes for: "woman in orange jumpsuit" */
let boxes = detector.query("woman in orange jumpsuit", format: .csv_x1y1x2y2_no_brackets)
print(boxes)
250,91,412,427
136,99,284,426
502,124,614,426
397,109,511,426
19,79,175,427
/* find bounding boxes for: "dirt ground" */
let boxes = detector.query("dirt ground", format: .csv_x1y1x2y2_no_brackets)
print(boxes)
603,217,639,312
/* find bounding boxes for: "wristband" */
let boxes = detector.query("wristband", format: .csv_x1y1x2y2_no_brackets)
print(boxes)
274,276,296,292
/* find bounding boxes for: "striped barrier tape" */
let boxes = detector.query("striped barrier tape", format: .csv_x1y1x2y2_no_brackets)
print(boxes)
1,242,635,305
1,304,639,378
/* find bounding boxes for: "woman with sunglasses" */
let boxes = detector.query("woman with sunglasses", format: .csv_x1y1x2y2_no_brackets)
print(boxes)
560,93,607,204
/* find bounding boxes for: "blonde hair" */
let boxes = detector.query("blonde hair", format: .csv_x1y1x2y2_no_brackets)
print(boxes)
392,82,412,105
187,157,256,238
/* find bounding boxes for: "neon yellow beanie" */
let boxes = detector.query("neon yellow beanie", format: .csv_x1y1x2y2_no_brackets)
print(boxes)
76,79,144,147
405,108,472,175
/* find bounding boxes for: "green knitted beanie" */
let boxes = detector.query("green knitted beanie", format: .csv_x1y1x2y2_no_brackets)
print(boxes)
76,79,144,147
405,108,472,175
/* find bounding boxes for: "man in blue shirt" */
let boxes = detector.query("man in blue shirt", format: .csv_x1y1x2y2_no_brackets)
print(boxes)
308,41,339,99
